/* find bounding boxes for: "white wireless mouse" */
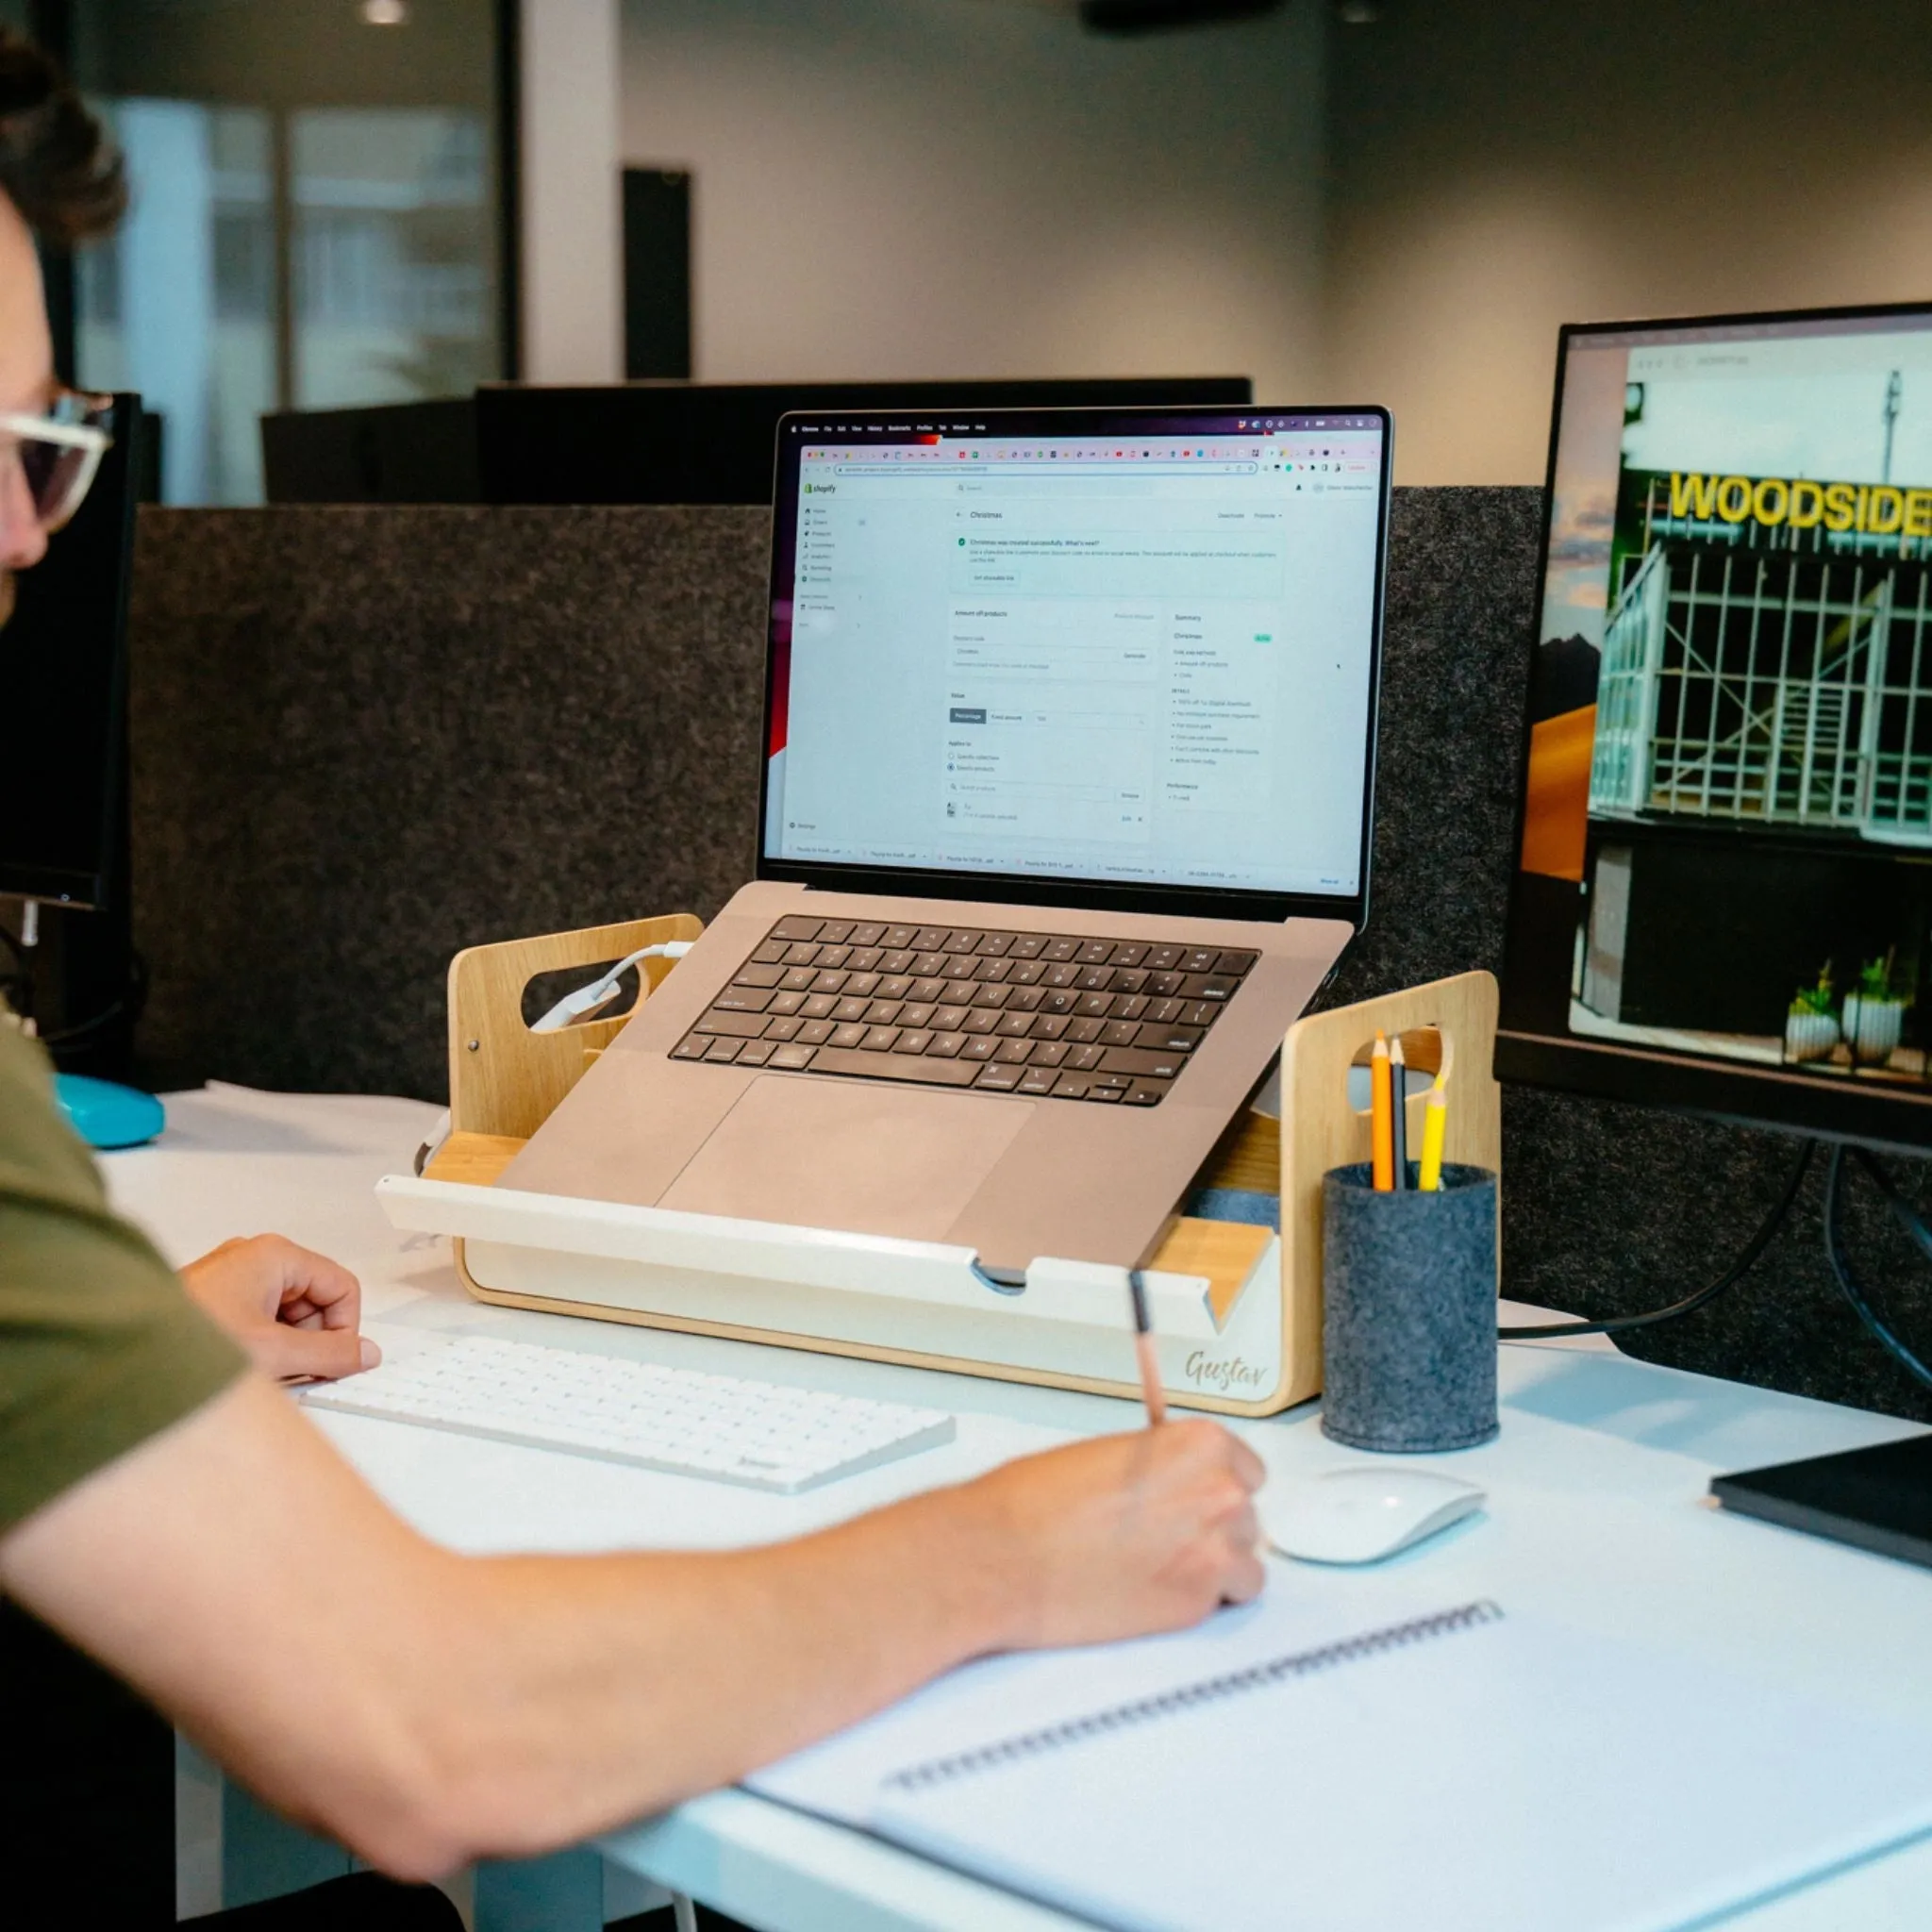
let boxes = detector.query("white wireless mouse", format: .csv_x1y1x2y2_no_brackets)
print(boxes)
1260,1466,1485,1565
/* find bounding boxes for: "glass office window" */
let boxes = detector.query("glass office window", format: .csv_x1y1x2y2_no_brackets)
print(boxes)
75,104,277,506
57,0,505,506
291,108,494,409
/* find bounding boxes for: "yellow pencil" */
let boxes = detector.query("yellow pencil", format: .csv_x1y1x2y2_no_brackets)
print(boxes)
1418,1073,1448,1191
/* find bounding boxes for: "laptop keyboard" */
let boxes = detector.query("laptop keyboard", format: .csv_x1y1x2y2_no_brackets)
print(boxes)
670,916,1257,1107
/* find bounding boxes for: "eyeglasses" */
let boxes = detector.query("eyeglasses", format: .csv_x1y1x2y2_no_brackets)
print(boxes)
0,389,115,535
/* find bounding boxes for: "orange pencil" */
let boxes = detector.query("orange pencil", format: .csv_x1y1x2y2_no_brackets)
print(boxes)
1371,1030,1395,1191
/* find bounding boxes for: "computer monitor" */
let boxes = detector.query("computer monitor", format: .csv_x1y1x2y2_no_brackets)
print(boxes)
1499,302,1932,1154
0,393,142,910
260,397,479,505
474,378,1253,506
261,382,1256,505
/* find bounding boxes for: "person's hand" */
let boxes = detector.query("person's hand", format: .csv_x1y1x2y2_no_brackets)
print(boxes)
178,1235,378,1383
967,1420,1267,1650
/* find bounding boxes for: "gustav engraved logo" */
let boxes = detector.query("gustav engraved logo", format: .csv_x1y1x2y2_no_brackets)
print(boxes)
1183,1350,1270,1393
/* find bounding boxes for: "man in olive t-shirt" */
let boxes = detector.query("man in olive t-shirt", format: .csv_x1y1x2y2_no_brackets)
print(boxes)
0,1024,243,1528
0,29,1263,1892
0,1020,392,1529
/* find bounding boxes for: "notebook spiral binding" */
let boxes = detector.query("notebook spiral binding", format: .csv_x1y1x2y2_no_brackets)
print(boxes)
885,1599,1504,1793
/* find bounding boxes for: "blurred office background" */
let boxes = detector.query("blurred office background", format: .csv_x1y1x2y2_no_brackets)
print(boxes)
8,0,506,506
9,0,1929,499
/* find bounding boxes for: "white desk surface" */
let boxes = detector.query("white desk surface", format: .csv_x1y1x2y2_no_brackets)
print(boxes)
108,1083,1932,1932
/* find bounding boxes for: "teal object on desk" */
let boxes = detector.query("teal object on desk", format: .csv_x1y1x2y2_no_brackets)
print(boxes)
54,1073,166,1149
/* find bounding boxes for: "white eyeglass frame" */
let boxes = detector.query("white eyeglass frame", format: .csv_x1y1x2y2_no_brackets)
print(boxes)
0,407,114,531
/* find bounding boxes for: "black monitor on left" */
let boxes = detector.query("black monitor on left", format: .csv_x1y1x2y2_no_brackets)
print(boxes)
0,392,142,911
2,394,146,1084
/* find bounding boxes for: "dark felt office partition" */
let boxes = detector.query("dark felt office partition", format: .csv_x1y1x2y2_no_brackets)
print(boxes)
127,505,771,1105
124,492,1932,1421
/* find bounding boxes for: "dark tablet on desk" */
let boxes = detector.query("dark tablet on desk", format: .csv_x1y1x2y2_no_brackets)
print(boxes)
1712,1433,1932,1571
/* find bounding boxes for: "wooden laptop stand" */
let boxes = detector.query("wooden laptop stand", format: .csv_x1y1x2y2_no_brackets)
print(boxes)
391,918,1499,1416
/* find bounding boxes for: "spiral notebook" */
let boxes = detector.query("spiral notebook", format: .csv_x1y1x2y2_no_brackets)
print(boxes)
751,1585,1932,1932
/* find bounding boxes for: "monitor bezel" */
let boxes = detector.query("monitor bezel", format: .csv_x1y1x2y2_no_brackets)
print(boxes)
757,404,1392,928
1497,296,1932,1153
0,393,141,914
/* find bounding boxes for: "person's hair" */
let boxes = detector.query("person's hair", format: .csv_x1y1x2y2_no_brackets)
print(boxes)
0,27,123,246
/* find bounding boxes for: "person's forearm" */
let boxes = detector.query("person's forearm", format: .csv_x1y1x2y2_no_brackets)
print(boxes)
416,1485,1024,1861
4,1366,1257,1879
0,1375,1027,1875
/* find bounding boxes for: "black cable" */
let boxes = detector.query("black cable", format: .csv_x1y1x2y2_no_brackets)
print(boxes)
1823,1143,1932,1391
0,921,30,1017
0,919,30,1027
35,995,127,1048
34,949,148,1051
1499,1137,1815,1341
1850,1144,1932,1270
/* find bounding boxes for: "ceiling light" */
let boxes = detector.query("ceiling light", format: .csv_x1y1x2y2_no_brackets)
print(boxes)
360,0,408,24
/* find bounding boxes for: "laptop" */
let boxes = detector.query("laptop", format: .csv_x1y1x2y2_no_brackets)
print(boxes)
503,406,1392,1281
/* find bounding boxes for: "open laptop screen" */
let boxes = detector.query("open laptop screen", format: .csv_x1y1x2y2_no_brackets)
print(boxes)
760,408,1391,924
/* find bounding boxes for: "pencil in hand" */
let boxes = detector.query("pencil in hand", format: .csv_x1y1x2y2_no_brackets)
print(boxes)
1127,1271,1167,1426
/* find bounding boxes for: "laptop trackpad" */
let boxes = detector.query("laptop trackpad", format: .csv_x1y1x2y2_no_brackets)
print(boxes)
658,1074,1033,1242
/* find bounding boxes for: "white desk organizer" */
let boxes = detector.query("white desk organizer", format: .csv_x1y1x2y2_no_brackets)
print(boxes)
376,1173,1281,1398
386,915,1499,1416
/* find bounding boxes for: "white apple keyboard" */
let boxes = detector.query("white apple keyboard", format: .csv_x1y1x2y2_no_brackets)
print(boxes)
299,1333,957,1493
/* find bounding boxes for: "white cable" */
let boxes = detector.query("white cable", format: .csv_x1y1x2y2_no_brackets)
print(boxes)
528,941,693,1034
412,1108,452,1176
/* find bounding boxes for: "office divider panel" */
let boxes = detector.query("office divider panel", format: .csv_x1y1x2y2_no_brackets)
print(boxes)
123,491,1932,1421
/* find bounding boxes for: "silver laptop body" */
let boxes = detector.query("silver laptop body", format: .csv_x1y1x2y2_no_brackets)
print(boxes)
507,406,1392,1281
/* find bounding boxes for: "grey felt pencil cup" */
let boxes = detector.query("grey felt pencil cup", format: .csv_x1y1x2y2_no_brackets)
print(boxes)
1321,1162,1499,1453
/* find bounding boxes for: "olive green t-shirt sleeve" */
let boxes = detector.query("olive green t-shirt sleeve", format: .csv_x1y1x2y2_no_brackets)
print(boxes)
0,1023,245,1534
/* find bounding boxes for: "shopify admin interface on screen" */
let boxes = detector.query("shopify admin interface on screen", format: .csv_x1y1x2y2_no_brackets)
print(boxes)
765,420,1386,896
